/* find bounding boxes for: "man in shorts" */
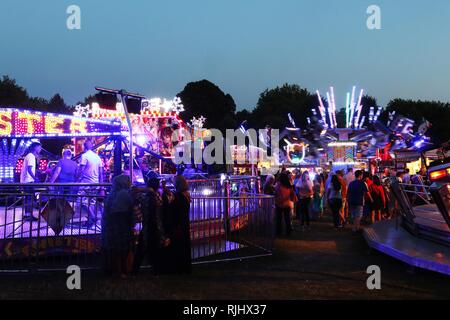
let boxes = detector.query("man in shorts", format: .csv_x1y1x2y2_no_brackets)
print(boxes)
347,170,372,234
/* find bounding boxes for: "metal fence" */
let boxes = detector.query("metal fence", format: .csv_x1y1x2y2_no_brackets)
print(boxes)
190,194,274,262
185,176,262,197
397,182,432,205
0,181,274,272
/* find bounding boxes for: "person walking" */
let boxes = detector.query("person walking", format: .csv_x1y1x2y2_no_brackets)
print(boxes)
336,170,348,224
296,171,313,231
344,168,355,185
343,168,354,220
370,175,386,224
347,170,373,234
362,172,373,224
326,174,343,228
274,173,295,236
311,174,324,220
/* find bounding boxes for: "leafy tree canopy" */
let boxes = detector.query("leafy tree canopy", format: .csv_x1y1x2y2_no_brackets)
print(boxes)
0,75,72,114
1,75,449,146
250,84,317,130
177,79,236,132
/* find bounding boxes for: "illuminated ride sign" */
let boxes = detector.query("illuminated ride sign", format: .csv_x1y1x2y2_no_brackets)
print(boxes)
327,141,357,165
286,143,306,164
0,108,122,138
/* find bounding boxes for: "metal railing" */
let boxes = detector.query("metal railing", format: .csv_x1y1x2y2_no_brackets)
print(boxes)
182,175,261,197
0,181,274,272
397,182,432,205
190,194,274,262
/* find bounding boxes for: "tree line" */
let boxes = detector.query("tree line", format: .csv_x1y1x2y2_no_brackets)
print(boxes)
1,75,449,146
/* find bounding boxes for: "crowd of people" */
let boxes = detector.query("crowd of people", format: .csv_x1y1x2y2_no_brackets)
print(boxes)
19,140,103,226
19,141,192,278
263,166,423,236
102,172,192,278
19,140,429,277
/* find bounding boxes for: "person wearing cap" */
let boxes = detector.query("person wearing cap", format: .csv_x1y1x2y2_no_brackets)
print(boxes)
20,142,42,221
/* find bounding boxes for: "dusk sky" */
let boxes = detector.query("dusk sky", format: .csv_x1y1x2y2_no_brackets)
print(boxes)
1,0,449,110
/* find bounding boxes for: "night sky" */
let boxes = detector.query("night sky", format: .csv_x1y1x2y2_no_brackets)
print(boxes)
1,0,449,110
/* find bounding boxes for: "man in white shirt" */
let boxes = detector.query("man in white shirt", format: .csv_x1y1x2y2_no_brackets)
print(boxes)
78,140,104,228
20,142,42,221
79,140,103,184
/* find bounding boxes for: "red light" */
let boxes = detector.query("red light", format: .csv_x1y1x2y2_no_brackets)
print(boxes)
430,170,447,181
15,159,24,173
39,159,48,171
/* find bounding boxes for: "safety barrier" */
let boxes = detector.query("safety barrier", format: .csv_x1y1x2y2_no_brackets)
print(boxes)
0,181,273,272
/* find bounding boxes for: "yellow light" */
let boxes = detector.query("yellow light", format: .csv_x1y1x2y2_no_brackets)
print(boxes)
70,119,87,134
45,116,64,134
17,112,42,134
430,170,447,181
327,142,357,147
0,111,12,135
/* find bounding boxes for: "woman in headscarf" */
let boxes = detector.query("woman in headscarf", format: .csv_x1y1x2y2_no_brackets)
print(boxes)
164,175,192,274
102,174,134,278
131,172,170,275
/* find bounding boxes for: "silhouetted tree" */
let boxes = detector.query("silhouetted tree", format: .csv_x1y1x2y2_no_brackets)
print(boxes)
235,109,252,127
251,84,317,130
381,99,450,145
76,94,98,106
48,93,72,114
361,95,377,109
335,108,346,128
0,75,29,107
177,80,237,132
0,75,50,111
